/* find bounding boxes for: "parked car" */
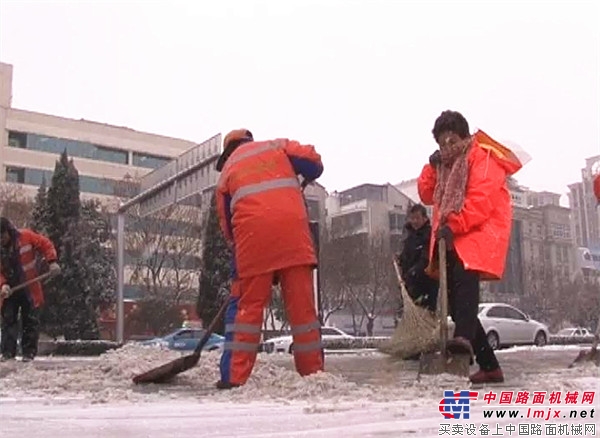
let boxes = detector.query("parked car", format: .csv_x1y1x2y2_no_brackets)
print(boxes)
447,303,549,350
261,327,354,354
555,327,595,340
476,303,550,350
138,328,225,352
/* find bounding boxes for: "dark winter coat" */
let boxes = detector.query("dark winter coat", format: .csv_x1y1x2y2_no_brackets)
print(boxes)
398,220,438,310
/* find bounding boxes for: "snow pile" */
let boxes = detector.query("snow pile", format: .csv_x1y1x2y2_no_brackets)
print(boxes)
0,344,597,406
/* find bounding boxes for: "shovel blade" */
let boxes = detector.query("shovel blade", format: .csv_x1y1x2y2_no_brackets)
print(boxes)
418,351,471,377
132,352,201,384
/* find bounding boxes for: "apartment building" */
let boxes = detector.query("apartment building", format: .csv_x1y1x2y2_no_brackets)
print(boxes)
326,183,412,253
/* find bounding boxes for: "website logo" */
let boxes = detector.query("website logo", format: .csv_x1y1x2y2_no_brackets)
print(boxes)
439,390,479,420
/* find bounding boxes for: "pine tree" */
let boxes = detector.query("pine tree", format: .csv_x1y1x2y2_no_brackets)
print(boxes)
30,176,50,233
39,151,114,340
60,201,116,339
46,151,81,256
196,192,231,335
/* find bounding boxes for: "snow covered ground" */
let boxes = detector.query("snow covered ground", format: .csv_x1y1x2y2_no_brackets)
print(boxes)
0,344,598,437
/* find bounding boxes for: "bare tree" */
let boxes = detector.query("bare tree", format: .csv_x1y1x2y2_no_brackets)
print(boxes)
346,231,395,337
0,183,33,227
318,227,350,324
126,204,203,335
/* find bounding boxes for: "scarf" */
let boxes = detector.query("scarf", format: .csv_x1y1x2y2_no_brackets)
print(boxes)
433,138,471,222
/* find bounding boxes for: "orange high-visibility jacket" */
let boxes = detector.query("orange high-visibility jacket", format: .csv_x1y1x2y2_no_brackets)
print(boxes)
594,173,600,203
418,131,523,280
216,138,324,279
0,229,58,308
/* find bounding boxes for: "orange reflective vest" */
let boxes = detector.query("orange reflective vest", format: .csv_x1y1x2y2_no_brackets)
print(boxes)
418,131,523,280
216,138,324,279
594,173,600,204
0,228,58,308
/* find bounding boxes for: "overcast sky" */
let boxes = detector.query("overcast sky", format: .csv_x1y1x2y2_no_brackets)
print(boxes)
1,1,598,202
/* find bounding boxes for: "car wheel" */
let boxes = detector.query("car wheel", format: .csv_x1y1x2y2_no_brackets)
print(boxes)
534,331,547,347
487,331,500,350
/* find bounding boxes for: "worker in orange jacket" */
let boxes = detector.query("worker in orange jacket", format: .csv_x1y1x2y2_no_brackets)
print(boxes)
594,172,600,205
418,111,523,384
1,217,60,362
214,129,324,389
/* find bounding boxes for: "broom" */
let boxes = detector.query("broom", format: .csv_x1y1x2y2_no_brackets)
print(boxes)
379,258,439,359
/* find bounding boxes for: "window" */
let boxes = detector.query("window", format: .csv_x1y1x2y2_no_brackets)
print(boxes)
8,131,129,165
305,198,320,222
5,166,25,183
486,306,506,318
503,306,527,321
5,166,124,196
321,328,340,336
389,213,406,231
132,152,171,169
550,223,570,239
174,330,194,339
8,131,26,148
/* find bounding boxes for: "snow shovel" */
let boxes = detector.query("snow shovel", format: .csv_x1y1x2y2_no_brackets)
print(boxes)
132,296,229,384
0,272,53,305
417,238,471,378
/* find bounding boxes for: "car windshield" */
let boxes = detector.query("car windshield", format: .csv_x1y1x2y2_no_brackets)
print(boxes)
557,329,573,335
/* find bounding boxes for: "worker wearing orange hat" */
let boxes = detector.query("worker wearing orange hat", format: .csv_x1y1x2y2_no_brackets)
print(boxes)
594,172,600,205
215,129,325,389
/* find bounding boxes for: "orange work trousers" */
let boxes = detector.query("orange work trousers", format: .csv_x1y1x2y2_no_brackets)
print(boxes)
219,264,324,386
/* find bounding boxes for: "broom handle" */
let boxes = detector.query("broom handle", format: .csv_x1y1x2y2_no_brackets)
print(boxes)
439,238,448,355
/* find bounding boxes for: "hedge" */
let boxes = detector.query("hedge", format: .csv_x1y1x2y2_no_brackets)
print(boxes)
38,340,121,356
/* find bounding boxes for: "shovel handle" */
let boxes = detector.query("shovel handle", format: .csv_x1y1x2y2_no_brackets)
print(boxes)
7,272,53,295
439,238,448,354
192,295,229,356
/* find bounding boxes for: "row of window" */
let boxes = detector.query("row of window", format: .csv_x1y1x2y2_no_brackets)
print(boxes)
8,131,171,170
5,165,123,196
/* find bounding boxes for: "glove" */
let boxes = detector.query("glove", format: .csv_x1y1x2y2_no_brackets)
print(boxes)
429,150,442,167
49,262,61,277
436,225,454,250
0,285,11,299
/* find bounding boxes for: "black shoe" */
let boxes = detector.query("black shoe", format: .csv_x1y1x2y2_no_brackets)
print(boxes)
21,355,34,363
1,355,16,362
215,380,242,390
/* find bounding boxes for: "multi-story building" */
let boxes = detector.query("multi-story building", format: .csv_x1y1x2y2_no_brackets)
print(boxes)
567,156,600,281
489,181,574,303
0,61,206,304
326,183,412,254
0,62,197,207
568,155,600,250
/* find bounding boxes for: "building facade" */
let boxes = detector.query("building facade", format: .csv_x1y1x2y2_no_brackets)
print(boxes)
0,62,197,206
568,155,600,250
0,61,205,303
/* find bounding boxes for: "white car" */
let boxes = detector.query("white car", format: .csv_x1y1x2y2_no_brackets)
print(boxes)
556,327,595,339
261,327,354,354
477,303,550,350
